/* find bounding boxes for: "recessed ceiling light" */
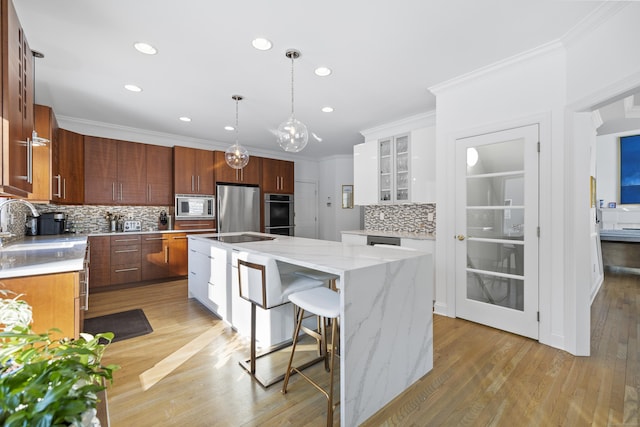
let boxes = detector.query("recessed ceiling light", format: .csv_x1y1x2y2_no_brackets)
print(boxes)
134,42,157,55
252,38,272,51
224,126,235,131
321,106,334,113
179,116,191,122
124,84,142,92
315,67,332,77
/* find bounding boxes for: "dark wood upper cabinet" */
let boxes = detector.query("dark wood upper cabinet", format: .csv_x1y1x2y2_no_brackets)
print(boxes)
54,129,84,204
261,158,294,194
173,146,214,195
117,140,146,204
145,144,173,205
0,0,34,196
84,136,118,204
213,151,260,186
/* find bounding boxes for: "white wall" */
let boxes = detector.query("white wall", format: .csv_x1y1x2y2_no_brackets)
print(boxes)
318,155,361,241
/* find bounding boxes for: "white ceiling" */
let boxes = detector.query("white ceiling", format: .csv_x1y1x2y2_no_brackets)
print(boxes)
15,1,603,159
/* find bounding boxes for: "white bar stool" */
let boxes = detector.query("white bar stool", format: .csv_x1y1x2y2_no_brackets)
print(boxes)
282,286,340,427
237,251,325,388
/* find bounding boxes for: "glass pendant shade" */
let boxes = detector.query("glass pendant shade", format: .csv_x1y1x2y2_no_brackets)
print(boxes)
225,94,250,169
225,142,249,169
277,116,309,152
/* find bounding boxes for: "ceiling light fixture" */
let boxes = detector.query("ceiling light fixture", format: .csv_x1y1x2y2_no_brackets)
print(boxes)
31,50,49,146
224,125,234,131
277,49,308,153
252,38,272,51
124,84,142,92
134,42,157,55
179,116,191,122
225,95,250,170
314,67,332,77
321,106,334,113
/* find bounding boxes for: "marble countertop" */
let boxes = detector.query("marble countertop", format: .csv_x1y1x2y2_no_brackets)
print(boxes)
0,235,88,279
190,232,427,274
341,229,435,240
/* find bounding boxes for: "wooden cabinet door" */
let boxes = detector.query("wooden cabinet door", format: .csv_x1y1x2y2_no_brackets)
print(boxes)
57,129,84,204
141,234,171,281
174,146,214,195
168,233,188,276
1,0,33,196
84,136,118,204
117,139,146,204
214,151,260,185
28,104,55,202
194,149,215,194
173,146,195,194
146,144,173,205
262,158,294,194
88,236,111,289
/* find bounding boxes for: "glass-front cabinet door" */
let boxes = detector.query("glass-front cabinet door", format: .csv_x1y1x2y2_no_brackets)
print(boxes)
378,134,410,203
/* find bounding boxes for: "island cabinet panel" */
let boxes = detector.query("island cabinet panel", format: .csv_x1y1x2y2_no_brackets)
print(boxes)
2,271,81,340
53,129,84,204
27,104,57,202
173,146,215,195
145,144,173,205
0,0,34,197
109,235,141,285
214,151,260,185
88,236,111,289
261,158,294,194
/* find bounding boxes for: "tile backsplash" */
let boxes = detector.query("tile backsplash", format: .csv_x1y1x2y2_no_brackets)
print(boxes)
364,203,435,233
2,203,172,244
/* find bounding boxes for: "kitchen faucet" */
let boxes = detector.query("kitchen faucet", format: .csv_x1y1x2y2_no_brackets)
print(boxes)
0,199,40,247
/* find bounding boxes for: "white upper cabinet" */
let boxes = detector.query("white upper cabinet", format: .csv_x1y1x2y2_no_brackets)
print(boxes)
356,113,436,205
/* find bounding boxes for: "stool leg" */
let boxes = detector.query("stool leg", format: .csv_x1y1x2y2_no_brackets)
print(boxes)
327,317,338,427
250,303,257,375
282,306,305,394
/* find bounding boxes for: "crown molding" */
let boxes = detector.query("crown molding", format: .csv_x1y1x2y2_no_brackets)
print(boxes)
360,110,436,140
561,1,631,47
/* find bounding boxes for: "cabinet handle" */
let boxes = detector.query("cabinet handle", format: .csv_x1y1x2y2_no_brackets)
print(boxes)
114,249,139,253
191,175,195,192
145,237,168,241
63,179,67,200
165,246,169,263
53,174,62,197
177,223,209,227
148,184,151,202
197,175,200,192
114,238,138,242
27,138,33,184
115,267,139,273
173,236,188,240
120,183,123,201
112,182,116,201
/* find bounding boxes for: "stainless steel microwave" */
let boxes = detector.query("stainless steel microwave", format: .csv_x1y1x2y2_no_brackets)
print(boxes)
175,194,215,220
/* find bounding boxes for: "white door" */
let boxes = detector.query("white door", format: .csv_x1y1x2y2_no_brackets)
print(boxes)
294,180,318,238
455,124,539,339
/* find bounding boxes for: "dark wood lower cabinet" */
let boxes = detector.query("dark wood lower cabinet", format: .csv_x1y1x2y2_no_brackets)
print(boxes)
90,232,199,290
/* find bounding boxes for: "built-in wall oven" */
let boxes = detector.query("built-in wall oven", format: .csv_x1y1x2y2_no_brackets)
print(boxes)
264,193,294,236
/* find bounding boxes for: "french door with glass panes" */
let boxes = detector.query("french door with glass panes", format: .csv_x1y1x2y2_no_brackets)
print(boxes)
455,124,539,339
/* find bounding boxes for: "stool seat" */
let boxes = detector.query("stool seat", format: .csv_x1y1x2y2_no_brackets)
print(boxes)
293,269,340,290
288,287,340,319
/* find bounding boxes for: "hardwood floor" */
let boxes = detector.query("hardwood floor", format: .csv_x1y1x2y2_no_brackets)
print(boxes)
89,271,639,426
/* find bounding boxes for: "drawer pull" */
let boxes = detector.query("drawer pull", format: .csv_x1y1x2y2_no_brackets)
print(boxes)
145,237,167,241
114,249,139,253
114,238,139,242
115,267,139,273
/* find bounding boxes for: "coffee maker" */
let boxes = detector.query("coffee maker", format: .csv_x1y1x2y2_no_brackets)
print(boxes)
25,215,38,236
37,212,66,235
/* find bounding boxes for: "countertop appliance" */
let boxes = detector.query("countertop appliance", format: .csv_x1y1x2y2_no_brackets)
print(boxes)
37,212,66,235
264,193,294,236
216,184,259,233
123,220,141,232
175,194,215,220
25,215,38,236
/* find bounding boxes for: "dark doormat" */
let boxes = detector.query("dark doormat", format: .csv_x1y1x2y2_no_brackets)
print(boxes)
83,309,153,343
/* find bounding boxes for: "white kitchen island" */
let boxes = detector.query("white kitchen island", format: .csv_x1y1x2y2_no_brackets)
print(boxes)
188,232,433,426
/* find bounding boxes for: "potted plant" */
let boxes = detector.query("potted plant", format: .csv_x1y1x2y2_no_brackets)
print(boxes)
0,289,117,426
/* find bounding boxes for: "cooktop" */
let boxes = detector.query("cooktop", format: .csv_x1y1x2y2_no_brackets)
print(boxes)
206,234,276,244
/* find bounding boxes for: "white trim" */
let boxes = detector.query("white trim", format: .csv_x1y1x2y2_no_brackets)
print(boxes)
360,111,436,140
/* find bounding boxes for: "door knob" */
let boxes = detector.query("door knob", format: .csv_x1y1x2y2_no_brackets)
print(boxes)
456,234,465,241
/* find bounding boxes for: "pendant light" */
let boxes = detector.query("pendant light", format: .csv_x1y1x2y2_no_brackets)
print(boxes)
31,50,49,146
277,49,309,153
225,95,250,169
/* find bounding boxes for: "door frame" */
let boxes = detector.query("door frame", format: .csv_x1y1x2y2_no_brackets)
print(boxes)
294,179,318,239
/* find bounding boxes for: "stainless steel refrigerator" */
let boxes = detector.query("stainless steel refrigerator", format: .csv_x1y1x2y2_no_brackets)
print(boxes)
216,184,260,233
